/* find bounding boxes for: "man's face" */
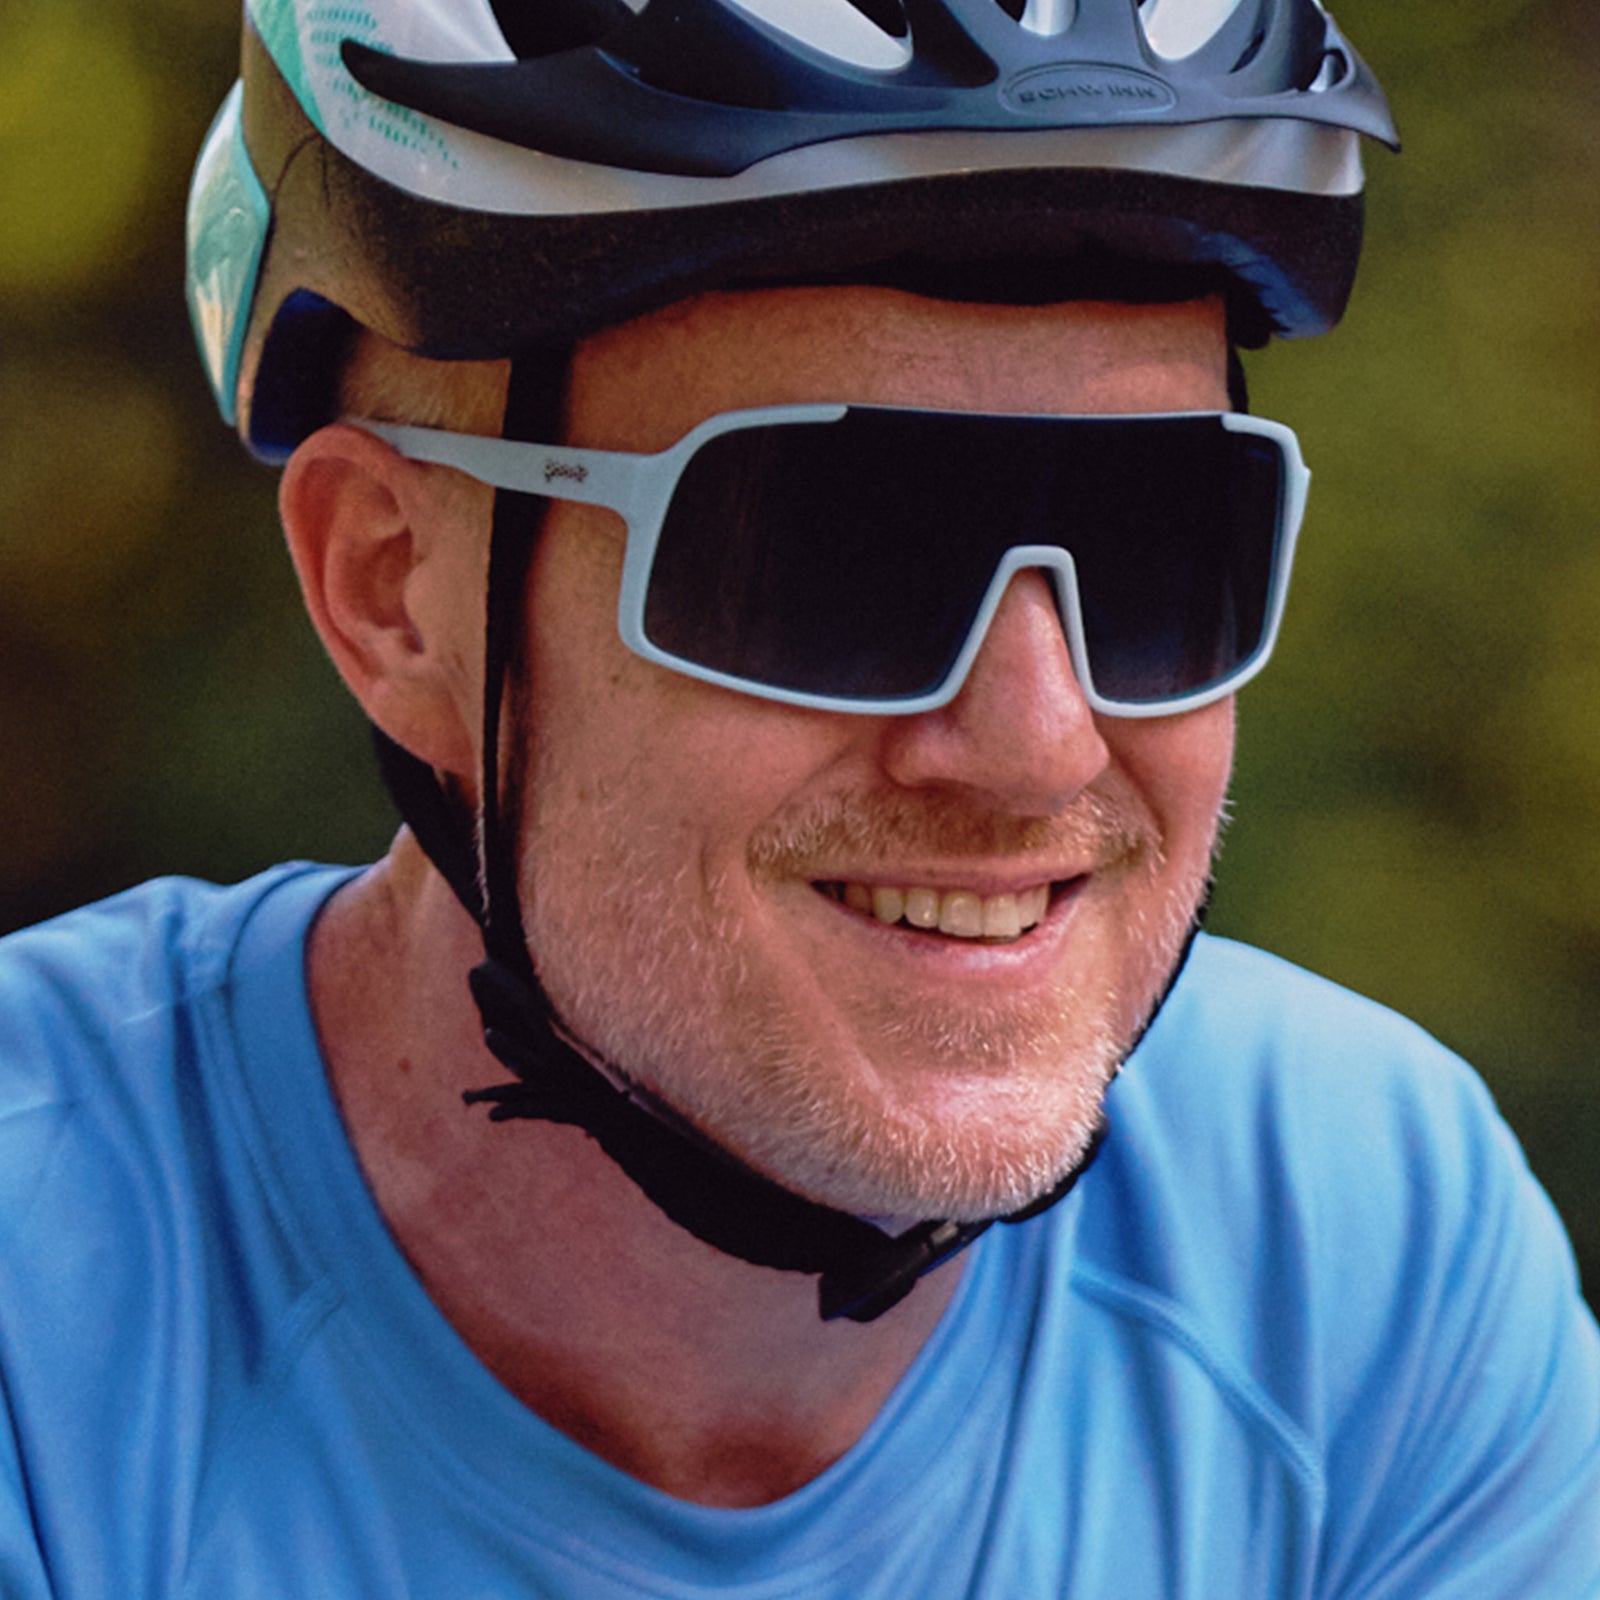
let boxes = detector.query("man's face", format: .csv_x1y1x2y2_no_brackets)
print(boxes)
514,287,1234,1221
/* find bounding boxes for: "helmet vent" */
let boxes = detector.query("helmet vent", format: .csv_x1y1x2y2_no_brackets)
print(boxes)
1140,0,1248,62
1232,24,1266,73
1017,0,1076,37
722,0,913,71
844,0,911,40
487,0,632,60
1309,47,1349,92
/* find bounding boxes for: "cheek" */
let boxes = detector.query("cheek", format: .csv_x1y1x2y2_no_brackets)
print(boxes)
523,506,672,781
1105,700,1235,856
524,505,624,688
524,508,848,851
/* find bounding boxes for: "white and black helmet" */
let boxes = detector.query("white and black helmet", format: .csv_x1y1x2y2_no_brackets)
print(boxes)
189,0,1396,458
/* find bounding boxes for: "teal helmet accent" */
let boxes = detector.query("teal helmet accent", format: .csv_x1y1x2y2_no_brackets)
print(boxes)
186,83,272,427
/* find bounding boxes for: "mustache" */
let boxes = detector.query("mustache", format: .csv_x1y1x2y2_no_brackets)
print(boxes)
747,782,1160,880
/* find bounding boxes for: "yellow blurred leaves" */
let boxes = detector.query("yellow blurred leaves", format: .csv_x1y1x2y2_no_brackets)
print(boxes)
1477,551,1600,934
1343,0,1542,73
0,7,159,296
1245,803,1526,1036
0,356,183,635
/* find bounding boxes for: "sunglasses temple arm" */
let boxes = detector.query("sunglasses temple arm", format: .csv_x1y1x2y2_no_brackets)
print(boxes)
349,420,658,516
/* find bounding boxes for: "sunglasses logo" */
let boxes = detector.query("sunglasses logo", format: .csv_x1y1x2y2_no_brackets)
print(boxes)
543,458,589,485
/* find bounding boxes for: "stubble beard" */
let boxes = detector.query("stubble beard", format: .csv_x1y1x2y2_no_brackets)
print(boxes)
519,768,1216,1223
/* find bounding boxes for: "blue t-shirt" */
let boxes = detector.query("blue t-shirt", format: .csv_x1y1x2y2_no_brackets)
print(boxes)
0,865,1596,1597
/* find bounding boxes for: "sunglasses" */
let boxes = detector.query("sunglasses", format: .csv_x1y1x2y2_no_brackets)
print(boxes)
357,403,1309,719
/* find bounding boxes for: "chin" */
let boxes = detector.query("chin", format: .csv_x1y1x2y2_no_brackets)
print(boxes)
521,767,1213,1226
638,988,1127,1222
747,1090,1113,1224
533,880,1205,1228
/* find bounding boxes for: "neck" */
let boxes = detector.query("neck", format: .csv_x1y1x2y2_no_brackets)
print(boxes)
308,832,963,1507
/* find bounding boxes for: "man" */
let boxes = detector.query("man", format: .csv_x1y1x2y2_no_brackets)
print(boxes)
2,0,1597,1594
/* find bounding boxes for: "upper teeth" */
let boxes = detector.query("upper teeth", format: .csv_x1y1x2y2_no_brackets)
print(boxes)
836,882,1051,940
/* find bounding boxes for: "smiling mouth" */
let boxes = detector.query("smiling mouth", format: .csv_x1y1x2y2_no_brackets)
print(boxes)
815,878,1084,943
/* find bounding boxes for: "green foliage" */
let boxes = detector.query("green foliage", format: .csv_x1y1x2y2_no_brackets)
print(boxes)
0,10,158,296
0,0,394,933
0,1,1595,1299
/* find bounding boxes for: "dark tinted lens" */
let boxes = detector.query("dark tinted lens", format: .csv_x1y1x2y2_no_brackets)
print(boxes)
643,415,998,699
1066,421,1282,702
643,409,1283,704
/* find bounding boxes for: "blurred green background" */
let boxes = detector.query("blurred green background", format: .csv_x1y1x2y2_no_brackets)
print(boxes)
1,2,1596,1306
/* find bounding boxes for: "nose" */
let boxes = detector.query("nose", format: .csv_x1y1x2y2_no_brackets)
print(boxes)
876,570,1110,812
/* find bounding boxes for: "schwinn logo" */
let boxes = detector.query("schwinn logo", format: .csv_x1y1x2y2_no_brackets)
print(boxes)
1000,64,1177,118
543,458,589,485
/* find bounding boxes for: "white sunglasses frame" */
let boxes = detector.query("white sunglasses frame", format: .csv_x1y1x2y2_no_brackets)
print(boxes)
354,403,1309,720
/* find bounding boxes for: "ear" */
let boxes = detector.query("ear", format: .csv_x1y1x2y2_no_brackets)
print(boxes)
279,423,487,782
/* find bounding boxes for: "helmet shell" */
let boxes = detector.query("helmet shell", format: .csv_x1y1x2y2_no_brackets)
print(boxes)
188,0,1398,457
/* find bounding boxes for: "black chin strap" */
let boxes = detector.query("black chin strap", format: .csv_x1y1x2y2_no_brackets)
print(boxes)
465,951,1108,1321
375,357,1111,1322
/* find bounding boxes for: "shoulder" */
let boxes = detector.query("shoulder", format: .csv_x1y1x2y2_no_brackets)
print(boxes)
1105,932,1520,1212
1087,932,1573,1344
1070,933,1600,1591
0,866,355,1587
0,865,340,1105
0,865,354,1242
0,864,355,1298
0,864,347,1232
1142,928,1464,1082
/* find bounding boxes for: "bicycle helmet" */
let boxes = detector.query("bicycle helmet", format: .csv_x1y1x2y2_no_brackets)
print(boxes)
187,0,1397,1321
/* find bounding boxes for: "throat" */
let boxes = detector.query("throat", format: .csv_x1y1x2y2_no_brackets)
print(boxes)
447,1249,966,1509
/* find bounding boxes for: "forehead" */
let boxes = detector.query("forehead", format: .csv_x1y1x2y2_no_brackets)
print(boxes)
561,287,1230,451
